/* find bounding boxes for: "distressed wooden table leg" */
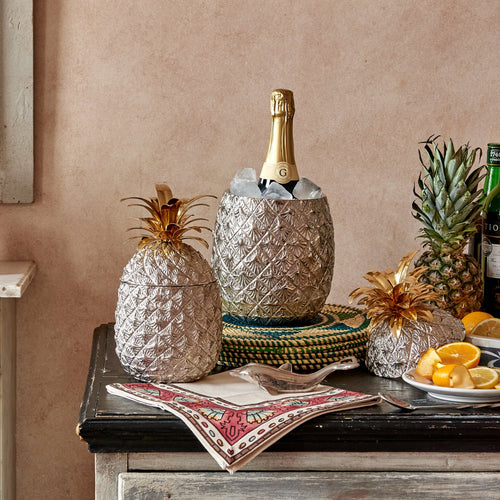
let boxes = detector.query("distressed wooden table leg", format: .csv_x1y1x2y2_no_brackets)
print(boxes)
95,453,128,500
0,261,36,500
0,298,16,500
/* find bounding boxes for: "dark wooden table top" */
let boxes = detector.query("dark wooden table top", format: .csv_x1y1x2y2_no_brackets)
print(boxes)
78,323,500,454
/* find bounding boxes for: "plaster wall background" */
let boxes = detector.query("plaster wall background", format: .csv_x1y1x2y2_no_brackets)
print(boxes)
0,1,498,498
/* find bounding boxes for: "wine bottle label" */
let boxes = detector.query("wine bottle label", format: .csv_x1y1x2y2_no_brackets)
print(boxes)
485,242,500,278
484,213,500,278
487,143,500,167
260,162,299,184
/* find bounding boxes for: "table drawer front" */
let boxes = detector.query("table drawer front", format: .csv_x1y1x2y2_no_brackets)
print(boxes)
118,471,500,500
119,472,342,499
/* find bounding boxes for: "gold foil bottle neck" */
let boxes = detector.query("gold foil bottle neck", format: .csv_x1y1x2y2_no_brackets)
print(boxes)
270,89,295,118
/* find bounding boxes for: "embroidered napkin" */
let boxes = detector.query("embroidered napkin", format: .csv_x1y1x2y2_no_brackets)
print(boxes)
107,371,379,473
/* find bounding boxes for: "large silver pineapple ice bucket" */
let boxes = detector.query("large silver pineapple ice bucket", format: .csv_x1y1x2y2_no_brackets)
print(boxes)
212,191,335,325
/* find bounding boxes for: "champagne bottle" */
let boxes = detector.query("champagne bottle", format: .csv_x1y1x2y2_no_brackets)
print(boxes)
482,143,500,315
258,89,300,193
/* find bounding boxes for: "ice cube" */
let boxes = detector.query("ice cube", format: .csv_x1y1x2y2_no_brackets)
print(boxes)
232,168,258,183
230,179,262,198
292,177,322,200
262,182,294,200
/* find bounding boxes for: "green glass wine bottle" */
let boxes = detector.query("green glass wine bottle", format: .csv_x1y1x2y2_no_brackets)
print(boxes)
470,144,500,259
482,143,500,316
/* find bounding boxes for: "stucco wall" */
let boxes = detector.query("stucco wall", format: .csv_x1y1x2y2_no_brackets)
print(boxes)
0,1,498,498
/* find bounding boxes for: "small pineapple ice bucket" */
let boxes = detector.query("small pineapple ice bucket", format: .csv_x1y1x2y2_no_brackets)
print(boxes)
211,191,335,326
114,185,223,384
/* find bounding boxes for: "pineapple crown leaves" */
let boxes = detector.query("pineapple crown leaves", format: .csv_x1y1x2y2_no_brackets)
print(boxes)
349,250,440,338
122,184,216,250
412,135,486,254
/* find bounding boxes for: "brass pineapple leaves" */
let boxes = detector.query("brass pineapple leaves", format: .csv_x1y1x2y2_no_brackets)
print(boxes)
349,251,439,338
122,184,216,250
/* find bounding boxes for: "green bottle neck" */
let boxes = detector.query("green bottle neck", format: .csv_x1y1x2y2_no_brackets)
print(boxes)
484,165,500,196
483,146,500,212
484,177,500,213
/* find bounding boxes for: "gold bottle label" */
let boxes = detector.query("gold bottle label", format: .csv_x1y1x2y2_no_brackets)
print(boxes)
260,161,299,183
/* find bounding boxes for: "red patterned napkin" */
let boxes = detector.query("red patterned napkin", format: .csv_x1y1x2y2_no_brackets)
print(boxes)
107,371,379,473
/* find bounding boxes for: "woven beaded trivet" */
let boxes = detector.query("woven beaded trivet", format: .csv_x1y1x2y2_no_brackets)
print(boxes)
217,350,367,372
219,344,367,364
218,304,370,370
221,337,367,356
222,304,369,345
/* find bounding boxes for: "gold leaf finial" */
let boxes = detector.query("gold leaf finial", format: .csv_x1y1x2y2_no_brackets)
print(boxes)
121,184,216,250
155,184,173,208
349,251,439,338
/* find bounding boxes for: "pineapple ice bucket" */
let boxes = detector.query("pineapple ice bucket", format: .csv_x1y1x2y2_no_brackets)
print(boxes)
114,185,223,383
211,191,335,325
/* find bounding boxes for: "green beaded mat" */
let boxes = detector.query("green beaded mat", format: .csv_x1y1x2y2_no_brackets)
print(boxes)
224,341,365,359
218,304,370,371
219,345,367,364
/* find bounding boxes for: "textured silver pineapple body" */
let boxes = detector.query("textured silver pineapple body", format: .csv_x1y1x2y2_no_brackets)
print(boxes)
211,191,335,325
365,307,465,378
115,242,222,383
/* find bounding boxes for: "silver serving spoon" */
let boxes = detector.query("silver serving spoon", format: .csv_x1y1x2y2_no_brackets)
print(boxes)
229,356,360,395
379,393,500,411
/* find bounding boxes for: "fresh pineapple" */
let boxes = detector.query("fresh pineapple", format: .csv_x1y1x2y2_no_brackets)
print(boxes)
412,136,486,319
349,251,465,377
114,184,222,383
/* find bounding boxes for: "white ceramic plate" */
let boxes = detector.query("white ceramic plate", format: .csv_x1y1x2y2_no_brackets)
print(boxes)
402,369,500,403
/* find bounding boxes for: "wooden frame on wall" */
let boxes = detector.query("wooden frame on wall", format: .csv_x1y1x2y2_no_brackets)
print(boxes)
1,0,33,204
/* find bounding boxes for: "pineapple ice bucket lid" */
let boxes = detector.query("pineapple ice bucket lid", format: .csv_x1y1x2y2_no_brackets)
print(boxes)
117,183,221,289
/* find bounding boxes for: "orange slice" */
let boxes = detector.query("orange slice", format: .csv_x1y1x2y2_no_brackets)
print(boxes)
461,311,493,335
470,318,500,339
494,368,500,389
432,364,475,389
436,342,481,369
468,367,500,389
416,348,443,379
